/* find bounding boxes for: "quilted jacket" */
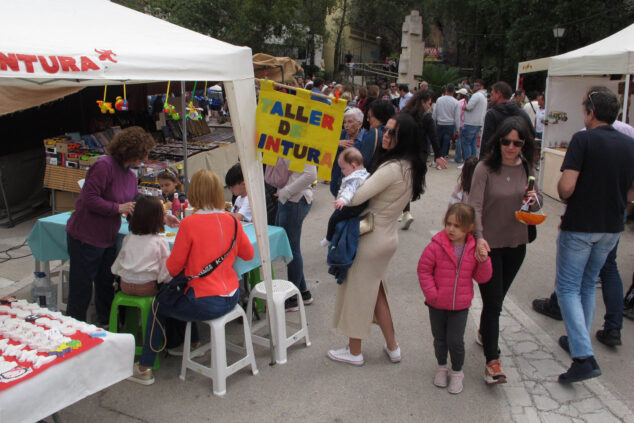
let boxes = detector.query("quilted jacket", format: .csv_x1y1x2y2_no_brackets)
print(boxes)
417,230,492,310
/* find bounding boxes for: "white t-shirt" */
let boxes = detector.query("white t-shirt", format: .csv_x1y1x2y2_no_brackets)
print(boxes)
399,92,413,110
111,234,171,284
232,195,252,222
535,108,546,133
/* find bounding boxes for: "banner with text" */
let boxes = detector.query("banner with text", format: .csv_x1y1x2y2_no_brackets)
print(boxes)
256,80,346,180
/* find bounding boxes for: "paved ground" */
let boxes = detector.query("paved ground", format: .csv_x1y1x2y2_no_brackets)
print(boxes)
1,157,633,423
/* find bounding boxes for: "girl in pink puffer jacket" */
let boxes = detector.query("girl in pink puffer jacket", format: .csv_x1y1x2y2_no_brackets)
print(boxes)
417,203,492,394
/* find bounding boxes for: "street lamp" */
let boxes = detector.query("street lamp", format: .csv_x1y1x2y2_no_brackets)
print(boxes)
553,25,565,55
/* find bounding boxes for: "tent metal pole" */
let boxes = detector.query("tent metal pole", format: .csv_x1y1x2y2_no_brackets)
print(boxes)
180,81,189,191
623,74,631,124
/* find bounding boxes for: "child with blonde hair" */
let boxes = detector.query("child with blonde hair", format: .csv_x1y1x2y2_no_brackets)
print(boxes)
417,203,492,394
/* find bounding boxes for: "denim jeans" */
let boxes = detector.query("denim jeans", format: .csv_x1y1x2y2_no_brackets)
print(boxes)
555,231,621,359
599,240,623,330
460,124,480,160
276,197,311,292
140,289,239,367
66,233,116,324
454,128,464,163
437,124,455,157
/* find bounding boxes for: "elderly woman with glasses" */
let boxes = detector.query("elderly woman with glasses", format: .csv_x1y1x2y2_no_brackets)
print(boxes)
330,107,366,196
467,116,541,385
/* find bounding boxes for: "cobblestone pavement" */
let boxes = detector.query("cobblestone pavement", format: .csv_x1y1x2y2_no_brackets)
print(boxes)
471,295,634,423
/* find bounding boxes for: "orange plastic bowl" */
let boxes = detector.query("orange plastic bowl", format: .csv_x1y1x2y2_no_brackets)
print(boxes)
515,210,547,225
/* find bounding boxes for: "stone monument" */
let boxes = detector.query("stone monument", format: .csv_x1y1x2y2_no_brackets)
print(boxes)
397,10,424,89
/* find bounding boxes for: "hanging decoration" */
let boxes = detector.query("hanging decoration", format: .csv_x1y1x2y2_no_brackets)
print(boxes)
96,85,114,114
114,83,129,111
163,81,180,120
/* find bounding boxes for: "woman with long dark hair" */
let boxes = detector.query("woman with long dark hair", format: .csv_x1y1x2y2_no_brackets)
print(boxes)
328,113,427,366
468,116,540,385
398,89,446,229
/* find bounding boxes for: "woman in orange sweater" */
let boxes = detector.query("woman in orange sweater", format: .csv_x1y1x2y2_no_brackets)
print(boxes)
129,169,254,385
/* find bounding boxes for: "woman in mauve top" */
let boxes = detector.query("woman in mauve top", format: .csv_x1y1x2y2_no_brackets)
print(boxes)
65,126,156,325
468,116,541,385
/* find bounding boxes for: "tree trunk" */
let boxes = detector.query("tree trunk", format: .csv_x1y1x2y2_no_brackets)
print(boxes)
333,0,348,73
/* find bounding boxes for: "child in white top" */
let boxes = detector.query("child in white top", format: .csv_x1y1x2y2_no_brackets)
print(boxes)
322,147,370,246
111,196,171,296
448,157,477,207
225,163,252,222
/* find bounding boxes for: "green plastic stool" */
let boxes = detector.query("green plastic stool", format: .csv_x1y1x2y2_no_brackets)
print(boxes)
109,291,160,370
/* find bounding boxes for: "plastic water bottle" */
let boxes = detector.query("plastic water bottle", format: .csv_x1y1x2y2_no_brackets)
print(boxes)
30,272,57,311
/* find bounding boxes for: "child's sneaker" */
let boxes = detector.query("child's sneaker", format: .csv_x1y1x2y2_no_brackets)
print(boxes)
397,213,404,222
484,359,507,384
320,238,330,247
448,370,464,394
127,362,154,385
327,345,364,366
383,344,401,363
434,365,449,387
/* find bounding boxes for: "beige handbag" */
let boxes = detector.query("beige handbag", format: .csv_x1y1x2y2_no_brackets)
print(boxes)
359,212,375,236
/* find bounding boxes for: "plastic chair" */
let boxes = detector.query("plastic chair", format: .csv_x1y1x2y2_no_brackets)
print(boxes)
109,291,159,370
246,279,311,364
179,304,258,396
57,261,70,312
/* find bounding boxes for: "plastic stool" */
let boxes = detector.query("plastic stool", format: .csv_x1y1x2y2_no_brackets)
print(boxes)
246,279,311,364
179,304,258,396
109,291,159,370
245,267,275,313
57,262,70,312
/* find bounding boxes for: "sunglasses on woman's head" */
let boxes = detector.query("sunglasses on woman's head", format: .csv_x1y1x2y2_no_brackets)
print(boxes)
501,138,524,147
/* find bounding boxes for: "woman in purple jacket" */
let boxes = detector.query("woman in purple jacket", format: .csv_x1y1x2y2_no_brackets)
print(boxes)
65,126,156,325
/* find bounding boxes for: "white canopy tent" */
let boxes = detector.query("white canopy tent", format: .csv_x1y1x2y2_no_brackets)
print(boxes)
0,0,282,357
544,23,634,149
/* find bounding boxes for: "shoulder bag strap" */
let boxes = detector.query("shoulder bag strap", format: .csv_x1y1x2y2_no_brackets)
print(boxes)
187,216,238,281
372,128,379,155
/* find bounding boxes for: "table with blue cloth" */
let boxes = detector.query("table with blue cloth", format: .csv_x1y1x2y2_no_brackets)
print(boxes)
27,212,293,278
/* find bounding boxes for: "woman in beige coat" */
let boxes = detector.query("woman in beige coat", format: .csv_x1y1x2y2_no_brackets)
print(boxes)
329,113,428,366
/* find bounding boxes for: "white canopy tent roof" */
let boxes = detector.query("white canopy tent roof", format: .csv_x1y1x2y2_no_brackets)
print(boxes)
0,0,282,354
548,23,634,76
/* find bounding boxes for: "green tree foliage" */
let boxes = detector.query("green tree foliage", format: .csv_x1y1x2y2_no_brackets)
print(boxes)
422,0,634,85
422,64,461,95
117,0,334,58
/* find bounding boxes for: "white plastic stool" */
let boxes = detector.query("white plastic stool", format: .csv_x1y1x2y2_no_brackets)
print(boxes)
179,304,259,396
57,262,69,312
246,279,311,364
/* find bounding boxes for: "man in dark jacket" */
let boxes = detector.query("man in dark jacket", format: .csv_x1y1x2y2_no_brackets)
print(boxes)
479,81,535,159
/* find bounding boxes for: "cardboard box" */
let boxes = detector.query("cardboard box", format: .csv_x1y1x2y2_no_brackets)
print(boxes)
51,190,80,212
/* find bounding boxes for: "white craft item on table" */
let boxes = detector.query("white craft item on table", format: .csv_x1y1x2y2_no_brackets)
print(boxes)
4,344,25,357
32,355,56,369
0,360,17,373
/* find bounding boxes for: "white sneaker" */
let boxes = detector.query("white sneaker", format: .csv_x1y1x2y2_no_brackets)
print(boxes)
457,164,464,170
383,344,401,363
402,213,414,230
327,345,364,366
320,238,330,247
397,213,404,222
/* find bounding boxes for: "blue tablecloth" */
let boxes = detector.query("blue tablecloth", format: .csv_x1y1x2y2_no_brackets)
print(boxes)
27,212,292,276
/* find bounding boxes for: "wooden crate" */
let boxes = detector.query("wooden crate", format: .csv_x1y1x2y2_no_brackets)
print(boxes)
43,165,87,193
